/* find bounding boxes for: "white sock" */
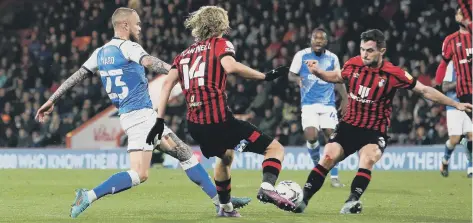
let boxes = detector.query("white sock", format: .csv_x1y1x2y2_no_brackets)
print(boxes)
468,167,472,174
307,141,319,149
260,182,275,191
179,155,199,170
127,170,141,186
220,202,234,212
212,195,220,206
331,175,339,179
87,190,97,203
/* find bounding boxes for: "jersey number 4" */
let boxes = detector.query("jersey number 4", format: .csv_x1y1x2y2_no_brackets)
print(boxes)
100,69,129,99
181,56,205,90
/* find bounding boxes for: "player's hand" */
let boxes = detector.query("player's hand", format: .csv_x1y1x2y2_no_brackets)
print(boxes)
35,100,55,123
455,103,473,112
264,66,289,81
304,60,322,74
146,118,165,145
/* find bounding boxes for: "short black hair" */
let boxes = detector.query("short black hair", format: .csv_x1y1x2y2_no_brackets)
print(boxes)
360,29,386,49
312,27,327,35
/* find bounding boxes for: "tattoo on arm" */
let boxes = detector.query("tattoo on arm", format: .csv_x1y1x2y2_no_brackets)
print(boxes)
49,67,92,103
144,56,172,74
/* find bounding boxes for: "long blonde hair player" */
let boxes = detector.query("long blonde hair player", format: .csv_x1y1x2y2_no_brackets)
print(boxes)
36,7,250,218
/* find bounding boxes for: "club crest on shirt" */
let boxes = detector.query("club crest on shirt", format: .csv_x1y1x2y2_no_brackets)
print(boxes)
378,78,386,87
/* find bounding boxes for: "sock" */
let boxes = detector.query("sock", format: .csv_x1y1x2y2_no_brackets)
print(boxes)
468,161,472,175
443,140,455,163
91,170,140,202
307,141,320,166
215,178,231,205
467,141,472,162
347,168,371,202
302,164,328,204
330,163,339,178
262,158,282,185
180,155,218,202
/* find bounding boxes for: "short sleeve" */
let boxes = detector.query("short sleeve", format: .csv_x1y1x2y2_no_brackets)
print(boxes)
215,38,235,60
121,41,149,64
392,69,417,89
289,51,302,74
333,54,341,70
340,57,359,80
441,37,453,61
81,48,99,73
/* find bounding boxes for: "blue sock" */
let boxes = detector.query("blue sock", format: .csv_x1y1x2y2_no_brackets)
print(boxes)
92,170,139,200
181,156,217,200
443,140,455,162
330,164,339,178
307,141,320,166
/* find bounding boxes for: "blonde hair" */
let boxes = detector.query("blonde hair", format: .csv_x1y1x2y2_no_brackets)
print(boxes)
184,6,230,41
111,7,136,28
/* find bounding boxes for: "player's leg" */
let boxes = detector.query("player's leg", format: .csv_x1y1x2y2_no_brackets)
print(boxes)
158,132,251,208
459,94,472,119
301,105,322,166
340,141,384,214
464,132,473,177
322,128,344,188
70,150,152,218
319,107,344,187
463,114,472,177
441,135,461,177
293,142,345,213
442,109,464,177
214,149,240,217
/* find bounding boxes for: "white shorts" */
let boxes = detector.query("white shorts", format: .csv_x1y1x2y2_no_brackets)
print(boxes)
446,109,472,136
119,108,173,151
301,104,338,130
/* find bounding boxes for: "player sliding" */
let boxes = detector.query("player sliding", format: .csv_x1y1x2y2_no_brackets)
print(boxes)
299,29,472,214
35,7,250,218
146,6,295,217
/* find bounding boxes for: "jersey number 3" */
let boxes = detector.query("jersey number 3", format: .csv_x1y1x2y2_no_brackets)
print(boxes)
181,56,205,90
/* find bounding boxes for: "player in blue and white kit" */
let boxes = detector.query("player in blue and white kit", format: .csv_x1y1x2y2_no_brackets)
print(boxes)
440,61,472,178
289,28,348,212
35,8,250,218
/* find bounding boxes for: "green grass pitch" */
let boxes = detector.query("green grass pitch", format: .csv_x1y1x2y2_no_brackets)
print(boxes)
0,169,471,223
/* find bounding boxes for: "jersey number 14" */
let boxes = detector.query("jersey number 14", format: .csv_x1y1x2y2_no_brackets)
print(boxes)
181,56,205,90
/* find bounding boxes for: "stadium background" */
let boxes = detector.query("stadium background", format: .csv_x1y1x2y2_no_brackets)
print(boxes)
0,0,461,148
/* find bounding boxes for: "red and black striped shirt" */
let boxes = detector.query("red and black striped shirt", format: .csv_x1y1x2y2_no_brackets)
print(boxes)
441,31,472,97
171,37,235,124
341,56,417,134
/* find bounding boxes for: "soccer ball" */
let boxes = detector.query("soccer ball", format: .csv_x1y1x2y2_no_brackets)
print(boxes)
275,180,303,207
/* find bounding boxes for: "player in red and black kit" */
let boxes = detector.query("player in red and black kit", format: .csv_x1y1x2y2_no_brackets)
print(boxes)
435,7,473,119
297,29,472,214
457,0,472,33
145,6,294,217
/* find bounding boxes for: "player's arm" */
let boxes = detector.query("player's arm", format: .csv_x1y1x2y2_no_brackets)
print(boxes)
304,60,344,83
412,81,472,111
123,41,171,74
435,38,453,85
36,49,98,122
140,55,172,74
442,81,457,92
145,68,179,145
220,56,288,81
156,69,179,118
288,72,301,86
335,83,348,115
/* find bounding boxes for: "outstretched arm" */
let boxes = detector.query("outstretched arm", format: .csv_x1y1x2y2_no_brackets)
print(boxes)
412,80,472,111
141,55,172,74
49,67,92,103
156,69,179,118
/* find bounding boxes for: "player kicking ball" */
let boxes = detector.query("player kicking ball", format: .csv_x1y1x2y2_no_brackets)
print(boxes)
146,6,295,217
35,7,250,218
299,29,472,214
440,62,472,178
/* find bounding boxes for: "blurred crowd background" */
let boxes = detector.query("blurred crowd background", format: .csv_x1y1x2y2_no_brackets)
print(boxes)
0,0,461,147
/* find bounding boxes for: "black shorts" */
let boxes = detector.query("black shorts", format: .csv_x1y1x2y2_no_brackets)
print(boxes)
328,122,388,159
458,94,472,119
187,116,273,158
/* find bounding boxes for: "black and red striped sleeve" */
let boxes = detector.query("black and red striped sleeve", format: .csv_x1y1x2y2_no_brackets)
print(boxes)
215,38,235,60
